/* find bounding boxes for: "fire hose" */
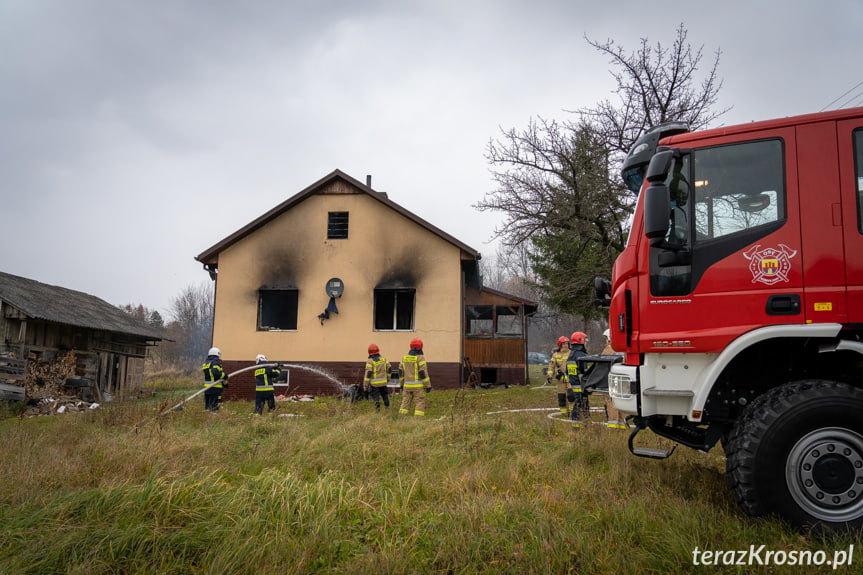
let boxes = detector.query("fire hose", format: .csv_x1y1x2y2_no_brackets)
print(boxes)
160,363,281,416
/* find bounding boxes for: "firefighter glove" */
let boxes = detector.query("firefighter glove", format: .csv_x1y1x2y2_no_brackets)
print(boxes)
425,387,431,394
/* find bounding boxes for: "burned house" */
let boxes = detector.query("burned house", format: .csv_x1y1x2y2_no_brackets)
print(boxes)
195,170,537,398
0,271,164,403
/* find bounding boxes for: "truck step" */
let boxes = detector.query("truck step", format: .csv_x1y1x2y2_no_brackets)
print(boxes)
642,389,693,397
631,446,676,459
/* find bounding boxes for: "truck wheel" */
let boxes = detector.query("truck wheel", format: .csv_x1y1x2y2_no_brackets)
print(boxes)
725,381,863,532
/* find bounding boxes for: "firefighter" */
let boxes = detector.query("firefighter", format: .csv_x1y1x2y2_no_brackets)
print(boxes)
601,329,626,429
547,336,571,416
253,354,280,415
399,338,431,416
566,331,590,428
202,347,227,412
364,344,391,410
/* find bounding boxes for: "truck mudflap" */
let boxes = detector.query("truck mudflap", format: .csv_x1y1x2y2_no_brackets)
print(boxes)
627,414,727,459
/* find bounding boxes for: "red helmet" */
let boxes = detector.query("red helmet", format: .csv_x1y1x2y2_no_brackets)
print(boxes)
570,332,587,345
557,336,570,348
368,343,380,355
410,337,423,350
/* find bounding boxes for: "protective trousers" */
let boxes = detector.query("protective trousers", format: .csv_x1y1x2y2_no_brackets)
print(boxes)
204,389,221,411
369,385,390,408
399,387,426,416
254,390,275,414
605,396,625,428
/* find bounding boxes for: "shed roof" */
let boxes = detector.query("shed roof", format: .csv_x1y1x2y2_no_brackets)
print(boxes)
0,271,165,341
195,169,481,266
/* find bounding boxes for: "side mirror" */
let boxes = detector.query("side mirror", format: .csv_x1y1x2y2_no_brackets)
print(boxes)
594,277,611,307
644,184,671,245
645,149,675,183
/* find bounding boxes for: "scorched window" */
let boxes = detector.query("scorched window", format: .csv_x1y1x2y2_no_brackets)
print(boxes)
374,289,415,331
258,289,299,331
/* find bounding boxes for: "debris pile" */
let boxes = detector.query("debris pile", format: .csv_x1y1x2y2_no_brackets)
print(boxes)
23,396,100,417
276,394,315,402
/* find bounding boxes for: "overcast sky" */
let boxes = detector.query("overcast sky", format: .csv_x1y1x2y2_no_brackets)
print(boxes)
2,0,861,317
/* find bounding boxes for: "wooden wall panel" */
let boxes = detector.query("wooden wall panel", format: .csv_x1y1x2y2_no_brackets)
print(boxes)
464,338,525,364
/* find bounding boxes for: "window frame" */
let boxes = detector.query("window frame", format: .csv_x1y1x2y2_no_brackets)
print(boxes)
373,288,416,331
257,288,299,331
327,211,349,239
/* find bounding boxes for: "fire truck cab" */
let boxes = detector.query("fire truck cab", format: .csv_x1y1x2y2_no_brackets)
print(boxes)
601,107,863,531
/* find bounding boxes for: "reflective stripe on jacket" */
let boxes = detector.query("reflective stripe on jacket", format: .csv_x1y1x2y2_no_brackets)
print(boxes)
254,364,280,391
547,350,568,382
202,358,225,389
400,353,430,388
364,355,391,387
566,347,587,392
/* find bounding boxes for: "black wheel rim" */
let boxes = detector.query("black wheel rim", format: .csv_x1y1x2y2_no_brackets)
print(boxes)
786,427,863,522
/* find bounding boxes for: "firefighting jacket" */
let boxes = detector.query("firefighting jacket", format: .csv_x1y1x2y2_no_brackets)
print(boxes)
547,349,569,382
364,354,391,388
254,363,281,392
202,356,226,390
565,345,587,392
400,349,430,389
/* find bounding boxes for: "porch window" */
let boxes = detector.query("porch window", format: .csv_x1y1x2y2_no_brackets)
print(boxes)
495,306,523,335
374,289,415,331
258,289,298,330
466,305,523,337
466,305,493,335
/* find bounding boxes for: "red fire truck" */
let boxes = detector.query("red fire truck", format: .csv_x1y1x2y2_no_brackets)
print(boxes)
598,107,863,531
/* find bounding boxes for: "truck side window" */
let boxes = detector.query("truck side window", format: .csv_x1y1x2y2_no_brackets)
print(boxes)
650,155,693,296
693,139,784,241
854,129,863,233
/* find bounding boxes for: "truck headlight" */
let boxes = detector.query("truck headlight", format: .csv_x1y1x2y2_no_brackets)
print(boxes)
609,373,634,399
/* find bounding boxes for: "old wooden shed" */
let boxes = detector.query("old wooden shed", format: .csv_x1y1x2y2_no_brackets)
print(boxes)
0,271,164,402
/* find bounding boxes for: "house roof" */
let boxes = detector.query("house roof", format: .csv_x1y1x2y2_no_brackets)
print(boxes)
195,169,481,266
468,285,539,316
0,271,165,341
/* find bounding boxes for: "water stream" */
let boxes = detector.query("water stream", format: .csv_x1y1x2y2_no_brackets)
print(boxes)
280,363,348,394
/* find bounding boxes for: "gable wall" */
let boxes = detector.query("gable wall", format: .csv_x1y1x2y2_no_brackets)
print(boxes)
212,184,465,368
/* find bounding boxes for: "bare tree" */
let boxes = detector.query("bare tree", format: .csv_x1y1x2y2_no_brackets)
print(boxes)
476,24,726,319
582,23,728,167
169,282,214,367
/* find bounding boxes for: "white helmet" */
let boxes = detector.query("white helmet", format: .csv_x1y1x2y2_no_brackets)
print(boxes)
208,347,221,357
602,329,610,341
256,354,268,364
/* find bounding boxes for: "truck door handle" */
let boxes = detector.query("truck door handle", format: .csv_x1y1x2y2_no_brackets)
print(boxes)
766,294,801,315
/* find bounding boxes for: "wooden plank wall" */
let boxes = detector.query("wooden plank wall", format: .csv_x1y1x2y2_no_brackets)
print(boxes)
464,338,525,365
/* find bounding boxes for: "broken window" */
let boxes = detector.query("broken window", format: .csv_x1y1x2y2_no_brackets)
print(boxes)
328,212,349,239
465,305,524,337
495,306,522,335
374,289,414,331
466,305,493,336
258,289,298,331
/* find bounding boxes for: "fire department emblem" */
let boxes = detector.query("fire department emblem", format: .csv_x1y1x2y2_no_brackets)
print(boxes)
743,244,797,285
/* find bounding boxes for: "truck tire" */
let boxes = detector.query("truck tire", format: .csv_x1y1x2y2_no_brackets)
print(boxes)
725,380,863,532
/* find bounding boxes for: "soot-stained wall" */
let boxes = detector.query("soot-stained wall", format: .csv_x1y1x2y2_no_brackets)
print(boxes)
211,180,467,396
